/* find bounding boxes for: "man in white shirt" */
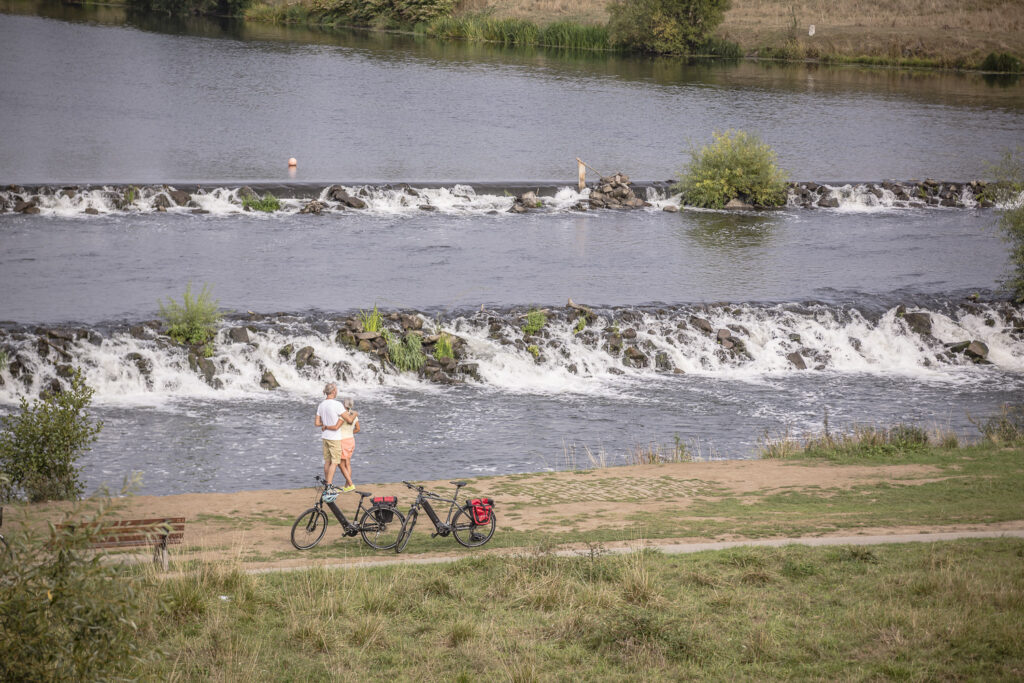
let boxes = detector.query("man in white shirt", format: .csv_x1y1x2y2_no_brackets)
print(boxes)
314,383,357,491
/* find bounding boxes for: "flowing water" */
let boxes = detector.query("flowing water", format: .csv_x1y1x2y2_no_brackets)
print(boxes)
1,3,1023,494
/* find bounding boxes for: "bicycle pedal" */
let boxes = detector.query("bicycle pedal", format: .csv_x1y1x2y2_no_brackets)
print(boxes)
430,532,439,539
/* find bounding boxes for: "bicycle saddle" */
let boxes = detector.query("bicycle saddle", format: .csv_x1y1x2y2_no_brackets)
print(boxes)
357,491,372,497
451,480,468,487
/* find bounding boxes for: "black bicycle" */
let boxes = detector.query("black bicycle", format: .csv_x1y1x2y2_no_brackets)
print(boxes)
394,480,496,554
290,476,406,551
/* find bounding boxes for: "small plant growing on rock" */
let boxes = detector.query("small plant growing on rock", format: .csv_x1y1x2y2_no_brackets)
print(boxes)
159,282,222,346
527,344,540,360
573,315,587,335
358,305,383,333
242,192,281,212
674,130,789,209
384,330,427,372
434,332,455,360
523,309,547,336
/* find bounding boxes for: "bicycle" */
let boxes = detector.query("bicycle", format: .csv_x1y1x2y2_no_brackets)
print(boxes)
290,476,406,551
394,480,496,554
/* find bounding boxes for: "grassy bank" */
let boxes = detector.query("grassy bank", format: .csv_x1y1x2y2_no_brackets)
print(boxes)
120,538,1024,678
243,0,1024,70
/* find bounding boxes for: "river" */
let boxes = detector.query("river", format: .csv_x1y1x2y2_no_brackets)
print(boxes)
0,3,1022,495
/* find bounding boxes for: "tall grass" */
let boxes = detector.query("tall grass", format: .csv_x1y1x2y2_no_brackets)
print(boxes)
383,330,427,372
158,283,222,346
426,15,611,50
759,420,963,461
433,332,455,360
357,304,383,333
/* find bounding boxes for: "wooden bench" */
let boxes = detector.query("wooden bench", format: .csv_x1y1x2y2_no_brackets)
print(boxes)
59,517,185,570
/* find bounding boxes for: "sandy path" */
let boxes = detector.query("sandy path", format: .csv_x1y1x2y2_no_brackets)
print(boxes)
11,459,1023,571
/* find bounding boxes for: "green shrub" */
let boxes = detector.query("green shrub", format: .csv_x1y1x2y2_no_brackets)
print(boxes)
523,309,547,336
242,192,281,212
358,305,383,333
980,52,1022,73
0,371,102,503
159,283,222,346
971,405,1024,445
384,331,427,372
0,493,152,680
674,130,789,209
313,0,453,28
434,332,455,360
125,0,252,16
573,315,587,335
607,0,731,55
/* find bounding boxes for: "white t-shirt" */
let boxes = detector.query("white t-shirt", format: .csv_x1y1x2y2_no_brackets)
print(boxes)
316,398,345,441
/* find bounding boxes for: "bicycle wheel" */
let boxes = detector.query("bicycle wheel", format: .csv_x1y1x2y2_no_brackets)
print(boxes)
358,506,406,550
291,507,328,550
452,506,496,548
394,510,417,554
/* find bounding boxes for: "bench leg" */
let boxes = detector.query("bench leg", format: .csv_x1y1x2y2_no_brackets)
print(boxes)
153,541,169,571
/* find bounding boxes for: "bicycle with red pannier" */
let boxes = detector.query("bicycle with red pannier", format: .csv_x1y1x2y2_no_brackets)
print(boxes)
394,480,496,554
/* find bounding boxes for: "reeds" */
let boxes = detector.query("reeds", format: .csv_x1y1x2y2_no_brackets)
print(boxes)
426,15,612,51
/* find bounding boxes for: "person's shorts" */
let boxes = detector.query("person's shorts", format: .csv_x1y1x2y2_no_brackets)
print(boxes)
339,437,355,460
323,439,343,465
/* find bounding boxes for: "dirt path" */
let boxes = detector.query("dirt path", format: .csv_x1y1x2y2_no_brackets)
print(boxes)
14,459,1024,571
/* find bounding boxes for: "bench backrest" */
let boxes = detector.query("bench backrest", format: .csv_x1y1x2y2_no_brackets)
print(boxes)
58,517,186,549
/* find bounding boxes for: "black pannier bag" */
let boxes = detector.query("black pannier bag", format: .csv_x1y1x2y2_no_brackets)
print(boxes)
372,496,398,524
469,498,494,525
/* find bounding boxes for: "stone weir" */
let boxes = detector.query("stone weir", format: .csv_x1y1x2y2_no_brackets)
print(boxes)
0,177,1009,216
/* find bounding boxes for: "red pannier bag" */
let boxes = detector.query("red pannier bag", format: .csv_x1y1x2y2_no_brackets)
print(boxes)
371,496,398,524
469,498,494,525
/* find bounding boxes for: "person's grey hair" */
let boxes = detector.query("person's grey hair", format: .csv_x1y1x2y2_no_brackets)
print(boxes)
323,382,337,396
343,398,354,410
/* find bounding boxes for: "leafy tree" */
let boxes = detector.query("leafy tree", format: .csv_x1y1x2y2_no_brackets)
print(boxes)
0,371,102,503
674,130,789,209
607,0,731,55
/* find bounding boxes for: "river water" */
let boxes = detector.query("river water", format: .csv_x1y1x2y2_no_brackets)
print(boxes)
1,4,1023,495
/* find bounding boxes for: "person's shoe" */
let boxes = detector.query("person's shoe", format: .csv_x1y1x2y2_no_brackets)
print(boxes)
342,484,356,492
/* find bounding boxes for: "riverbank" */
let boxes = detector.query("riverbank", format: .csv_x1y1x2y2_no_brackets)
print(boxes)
10,440,1024,570
245,0,1024,71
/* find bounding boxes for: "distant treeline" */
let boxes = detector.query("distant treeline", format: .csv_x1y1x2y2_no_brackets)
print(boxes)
125,0,251,17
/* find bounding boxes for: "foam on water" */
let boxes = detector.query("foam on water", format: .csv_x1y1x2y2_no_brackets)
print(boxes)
3,182,1018,218
1,302,1021,406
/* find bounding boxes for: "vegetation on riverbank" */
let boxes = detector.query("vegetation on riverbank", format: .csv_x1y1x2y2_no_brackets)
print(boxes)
989,149,1024,302
158,282,222,347
239,0,1024,71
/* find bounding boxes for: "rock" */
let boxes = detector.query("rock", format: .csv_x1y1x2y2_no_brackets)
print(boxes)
655,351,672,371
689,316,714,334
327,185,366,209
788,333,801,343
818,195,840,208
336,330,357,347
237,186,257,200
945,341,971,353
608,367,625,375
623,346,648,367
129,325,148,340
457,362,480,381
787,352,807,370
621,328,637,340
188,353,217,384
84,207,99,215
716,328,733,342
662,204,679,213
419,204,438,211
354,331,381,341
279,343,294,359
152,193,172,210
964,341,989,362
724,198,754,210
300,200,326,215
260,370,280,390
228,327,250,344
55,364,75,378
357,340,373,353
848,337,862,352
508,203,527,214
168,189,190,206
902,312,932,336
400,314,423,331
125,352,152,377
604,334,622,354
295,346,317,369
14,200,38,214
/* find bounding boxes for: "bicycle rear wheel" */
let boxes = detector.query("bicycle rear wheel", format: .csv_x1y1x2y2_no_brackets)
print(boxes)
359,505,406,550
394,510,417,554
452,506,496,547
291,507,328,550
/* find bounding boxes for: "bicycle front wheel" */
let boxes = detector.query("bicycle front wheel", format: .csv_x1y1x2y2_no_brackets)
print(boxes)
291,507,328,550
395,510,417,554
452,506,496,548
359,505,406,550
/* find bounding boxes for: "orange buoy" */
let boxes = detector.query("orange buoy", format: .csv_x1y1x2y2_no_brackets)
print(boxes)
288,157,297,167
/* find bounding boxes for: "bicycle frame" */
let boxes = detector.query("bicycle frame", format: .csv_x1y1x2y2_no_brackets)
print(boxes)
311,478,365,536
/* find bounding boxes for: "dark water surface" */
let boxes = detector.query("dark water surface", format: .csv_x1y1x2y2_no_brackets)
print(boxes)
2,4,1024,184
1,3,1023,495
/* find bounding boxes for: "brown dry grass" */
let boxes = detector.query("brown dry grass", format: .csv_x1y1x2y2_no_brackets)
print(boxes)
455,0,1024,60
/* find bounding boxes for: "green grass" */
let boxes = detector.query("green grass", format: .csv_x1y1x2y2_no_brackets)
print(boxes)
122,538,1024,679
158,282,222,346
522,308,547,335
426,15,612,51
383,330,427,372
242,192,280,212
357,304,383,333
433,332,454,360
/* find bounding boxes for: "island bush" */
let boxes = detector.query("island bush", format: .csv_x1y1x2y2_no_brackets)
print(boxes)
523,309,547,335
242,192,280,212
607,0,731,55
0,371,103,503
159,283,222,346
674,130,789,209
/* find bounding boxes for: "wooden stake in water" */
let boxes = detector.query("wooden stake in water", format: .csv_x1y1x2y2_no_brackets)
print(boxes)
577,158,586,191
